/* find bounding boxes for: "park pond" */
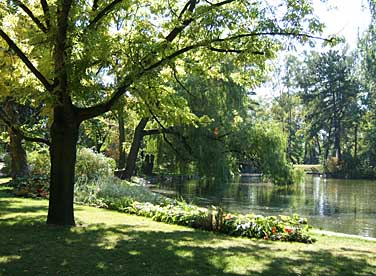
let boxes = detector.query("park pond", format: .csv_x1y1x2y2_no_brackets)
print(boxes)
152,175,376,238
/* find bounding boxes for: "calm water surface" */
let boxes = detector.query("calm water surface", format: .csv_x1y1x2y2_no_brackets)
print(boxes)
154,175,376,238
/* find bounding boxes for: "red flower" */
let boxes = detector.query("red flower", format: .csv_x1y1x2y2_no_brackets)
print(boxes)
224,213,233,220
284,226,294,234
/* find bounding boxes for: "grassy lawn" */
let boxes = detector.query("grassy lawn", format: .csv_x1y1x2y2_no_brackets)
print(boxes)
0,182,375,275
294,164,323,174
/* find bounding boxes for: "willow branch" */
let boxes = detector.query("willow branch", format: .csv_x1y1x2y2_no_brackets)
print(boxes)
13,0,48,33
0,29,53,92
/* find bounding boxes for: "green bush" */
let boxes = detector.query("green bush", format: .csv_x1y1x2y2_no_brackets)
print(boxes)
75,148,115,182
74,175,168,206
8,174,49,198
292,167,305,184
11,148,116,198
28,150,50,175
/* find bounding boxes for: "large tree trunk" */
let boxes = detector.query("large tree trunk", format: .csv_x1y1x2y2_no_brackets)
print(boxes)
47,106,79,226
9,129,29,179
123,118,149,179
4,99,29,179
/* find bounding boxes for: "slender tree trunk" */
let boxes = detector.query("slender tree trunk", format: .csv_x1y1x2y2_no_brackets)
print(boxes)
117,107,126,169
334,120,342,160
354,124,358,159
315,134,321,156
123,118,149,179
47,106,79,226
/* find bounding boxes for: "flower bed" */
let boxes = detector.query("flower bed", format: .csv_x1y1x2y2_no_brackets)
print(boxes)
103,197,315,243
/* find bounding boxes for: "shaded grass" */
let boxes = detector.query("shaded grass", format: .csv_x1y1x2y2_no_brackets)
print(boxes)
0,186,375,275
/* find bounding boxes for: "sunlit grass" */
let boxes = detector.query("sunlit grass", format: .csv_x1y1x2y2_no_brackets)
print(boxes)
0,186,375,275
294,164,323,173
0,178,11,185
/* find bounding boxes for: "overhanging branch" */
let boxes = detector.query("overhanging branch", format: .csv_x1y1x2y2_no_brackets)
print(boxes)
88,0,124,28
0,29,54,92
40,0,51,30
0,107,51,146
165,0,236,42
77,30,330,122
13,0,48,33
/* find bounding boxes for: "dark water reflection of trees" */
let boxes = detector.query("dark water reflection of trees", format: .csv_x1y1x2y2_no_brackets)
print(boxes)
155,176,376,238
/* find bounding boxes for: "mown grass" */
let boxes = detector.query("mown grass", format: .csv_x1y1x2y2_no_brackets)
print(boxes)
0,182,375,276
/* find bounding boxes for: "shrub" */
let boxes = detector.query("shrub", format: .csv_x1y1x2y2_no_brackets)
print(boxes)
10,148,116,198
28,150,50,175
8,174,49,198
292,167,305,184
74,175,168,206
75,148,115,182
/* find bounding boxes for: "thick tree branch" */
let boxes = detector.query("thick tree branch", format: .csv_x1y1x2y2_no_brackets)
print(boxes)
77,43,203,120
208,46,265,55
211,32,334,44
88,0,124,28
13,0,48,33
143,127,175,136
76,75,135,121
77,31,330,121
0,107,51,146
93,0,99,11
165,0,236,42
40,0,51,30
0,29,54,92
165,0,197,42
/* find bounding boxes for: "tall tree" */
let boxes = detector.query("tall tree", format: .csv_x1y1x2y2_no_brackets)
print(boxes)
295,50,361,162
0,0,328,225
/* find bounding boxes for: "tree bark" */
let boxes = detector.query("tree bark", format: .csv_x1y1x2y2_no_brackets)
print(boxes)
117,107,126,169
123,118,149,179
47,106,79,226
4,99,29,179
354,124,358,159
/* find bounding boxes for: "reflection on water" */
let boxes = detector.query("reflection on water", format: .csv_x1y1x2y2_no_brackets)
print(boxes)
155,175,376,238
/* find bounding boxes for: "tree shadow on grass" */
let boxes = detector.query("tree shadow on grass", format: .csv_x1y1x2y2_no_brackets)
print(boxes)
1,215,375,276
0,196,49,216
